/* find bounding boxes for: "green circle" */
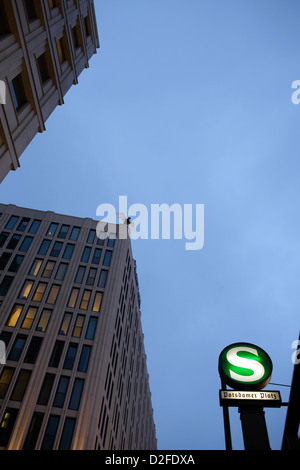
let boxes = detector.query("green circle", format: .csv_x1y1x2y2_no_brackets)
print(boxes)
219,342,273,390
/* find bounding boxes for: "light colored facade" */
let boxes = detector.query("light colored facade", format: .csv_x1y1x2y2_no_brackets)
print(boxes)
0,204,157,450
0,0,99,182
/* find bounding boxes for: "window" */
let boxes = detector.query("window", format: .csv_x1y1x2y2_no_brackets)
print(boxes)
72,315,84,338
7,305,23,327
32,282,46,302
53,376,69,407
0,231,9,248
28,220,41,234
62,244,74,260
24,337,43,364
42,261,55,278
37,52,49,85
0,367,14,399
8,336,26,361
10,369,31,401
0,276,14,296
24,0,37,22
41,415,60,450
59,418,76,450
107,238,115,248
7,234,21,250
74,266,85,284
48,0,57,9
21,307,37,330
0,408,18,448
92,292,102,313
69,379,84,410
68,288,79,308
0,252,12,270
79,290,91,310
17,217,30,232
58,313,72,336
19,236,33,252
56,37,66,64
69,227,80,241
36,309,51,332
92,249,102,265
87,229,96,244
81,247,91,263
98,270,108,288
103,251,112,266
37,373,55,405
8,255,24,273
9,74,27,112
86,268,97,286
58,225,69,239
55,262,68,281
18,280,34,300
5,216,18,230
50,242,63,257
0,1,10,38
29,259,42,276
71,24,80,50
85,317,98,340
48,341,64,368
46,285,60,305
46,223,58,237
63,344,78,370
38,240,51,255
23,412,44,450
77,345,91,372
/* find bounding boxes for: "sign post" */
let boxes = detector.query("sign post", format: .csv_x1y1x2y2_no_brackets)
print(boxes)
218,342,282,450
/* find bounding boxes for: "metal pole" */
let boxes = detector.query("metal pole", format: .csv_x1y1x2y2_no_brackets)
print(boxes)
221,380,232,450
239,405,271,450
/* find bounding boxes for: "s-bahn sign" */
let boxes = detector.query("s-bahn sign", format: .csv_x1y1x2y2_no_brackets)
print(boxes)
218,342,273,391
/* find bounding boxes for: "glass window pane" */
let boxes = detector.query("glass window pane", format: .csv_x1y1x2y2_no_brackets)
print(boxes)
5,216,18,230
87,229,95,244
68,379,84,410
8,255,24,273
81,247,91,263
7,234,21,250
24,337,43,364
92,292,102,312
85,317,98,340
8,336,26,361
48,341,64,368
72,315,84,338
46,223,58,237
55,263,68,281
68,288,79,308
63,344,78,370
37,374,55,406
36,309,51,332
23,412,44,450
53,376,69,407
103,251,112,266
58,225,69,239
17,217,30,232
59,418,76,450
32,283,46,302
28,220,41,234
41,415,60,450
92,248,102,264
7,305,23,327
29,259,43,276
62,244,74,260
10,370,31,401
46,285,60,305
74,266,85,284
77,345,91,372
0,368,14,399
18,280,33,300
58,313,72,336
21,307,37,330
42,261,55,278
50,242,63,257
80,290,91,310
0,276,14,296
19,237,33,252
0,232,9,248
38,240,51,255
86,268,97,286
69,227,80,241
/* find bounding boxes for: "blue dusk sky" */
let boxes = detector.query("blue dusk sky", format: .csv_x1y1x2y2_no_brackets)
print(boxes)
1,0,300,450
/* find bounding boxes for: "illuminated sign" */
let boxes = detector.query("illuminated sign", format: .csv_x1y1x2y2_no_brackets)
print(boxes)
218,342,273,390
219,390,282,407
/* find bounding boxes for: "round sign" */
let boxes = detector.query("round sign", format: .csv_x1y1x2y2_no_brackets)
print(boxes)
218,342,273,390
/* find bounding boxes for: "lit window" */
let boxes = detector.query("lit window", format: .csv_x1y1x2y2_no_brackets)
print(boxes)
42,261,55,278
10,369,31,402
68,288,79,308
21,307,37,330
36,309,51,332
32,282,46,302
46,285,60,305
80,290,91,310
6,305,23,327
92,292,102,313
72,315,84,338
18,280,33,300
0,368,14,399
58,313,72,336
29,259,43,276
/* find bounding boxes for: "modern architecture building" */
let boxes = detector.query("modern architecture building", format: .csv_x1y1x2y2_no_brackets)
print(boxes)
0,0,99,182
0,203,157,450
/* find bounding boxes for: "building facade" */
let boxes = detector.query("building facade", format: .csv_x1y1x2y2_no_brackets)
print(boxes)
0,0,99,182
0,203,157,450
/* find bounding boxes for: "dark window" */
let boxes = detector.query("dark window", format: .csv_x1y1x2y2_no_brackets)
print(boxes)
10,369,31,401
77,345,91,372
69,227,80,241
5,216,18,230
69,379,84,410
87,229,95,244
63,344,78,370
81,247,91,263
0,1,10,38
48,340,64,368
42,260,55,278
8,336,26,361
24,336,43,364
86,267,97,286
17,217,30,232
103,251,112,266
62,244,74,260
8,255,24,273
71,25,79,49
107,238,115,247
24,0,37,21
50,241,63,257
58,225,69,239
0,408,18,448
0,276,14,296
37,53,49,84
0,367,14,399
55,262,68,281
59,418,76,450
98,270,108,288
92,248,102,265
0,252,12,270
53,376,69,407
19,236,33,252
28,219,41,234
85,317,98,340
0,231,9,248
41,415,60,450
9,75,27,112
38,240,51,255
74,266,85,284
46,223,58,237
7,234,21,250
23,412,44,450
37,373,55,405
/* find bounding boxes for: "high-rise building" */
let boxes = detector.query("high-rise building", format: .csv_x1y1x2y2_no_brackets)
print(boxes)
0,203,157,450
0,0,99,182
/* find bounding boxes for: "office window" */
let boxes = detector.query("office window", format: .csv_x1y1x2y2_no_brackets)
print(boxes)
7,234,21,250
59,418,76,450
48,341,64,368
7,305,23,327
0,408,18,448
92,292,102,313
9,74,27,112
19,236,33,252
5,216,18,230
53,376,69,407
107,238,115,248
81,247,91,263
87,229,96,244
68,288,79,308
92,249,102,265
72,315,84,338
74,266,85,284
28,220,41,234
58,225,69,239
86,268,97,286
62,244,74,260
41,415,60,450
0,1,10,38
63,344,78,370
42,261,55,278
103,251,112,266
55,262,68,281
17,217,30,232
18,280,34,300
58,313,72,336
36,309,51,332
8,255,24,273
38,240,51,255
48,0,57,9
50,242,63,257
71,24,80,49
69,227,80,241
24,0,37,21
0,276,14,296
23,412,44,450
46,285,60,305
0,231,9,248
10,369,31,401
37,373,55,405
0,252,12,270
29,259,43,276
98,270,108,288
79,290,91,310
69,379,84,410
32,282,46,302
85,317,98,340
56,37,66,64
77,345,91,372
46,223,58,237
8,335,26,361
21,307,37,330
24,337,43,364
37,52,49,85
0,367,14,399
